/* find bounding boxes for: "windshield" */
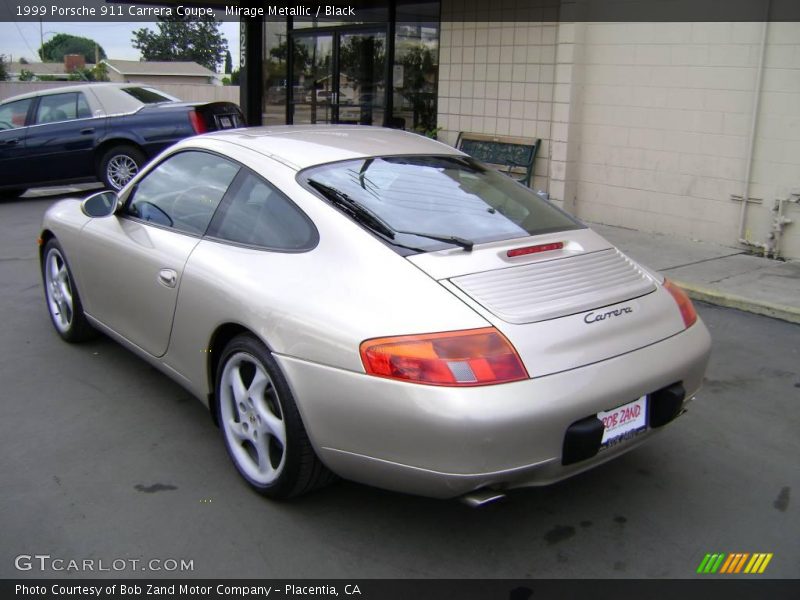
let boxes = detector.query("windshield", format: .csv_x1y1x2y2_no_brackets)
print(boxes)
303,155,582,252
121,87,179,104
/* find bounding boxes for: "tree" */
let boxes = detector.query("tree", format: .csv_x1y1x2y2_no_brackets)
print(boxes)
68,62,109,82
19,69,35,81
221,68,240,86
396,44,438,133
39,33,106,63
224,50,232,74
0,55,7,81
132,15,227,72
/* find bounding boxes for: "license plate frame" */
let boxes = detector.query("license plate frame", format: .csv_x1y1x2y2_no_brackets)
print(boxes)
598,395,648,449
217,115,235,129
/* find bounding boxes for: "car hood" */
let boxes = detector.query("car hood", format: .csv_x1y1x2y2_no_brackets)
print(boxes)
407,228,688,378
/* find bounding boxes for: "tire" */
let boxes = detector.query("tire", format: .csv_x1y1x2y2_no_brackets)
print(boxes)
41,239,96,342
0,188,26,200
99,144,146,191
215,334,336,499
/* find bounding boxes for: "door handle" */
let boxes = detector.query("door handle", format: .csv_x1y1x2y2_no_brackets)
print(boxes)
1,138,20,145
80,128,95,135
158,268,178,288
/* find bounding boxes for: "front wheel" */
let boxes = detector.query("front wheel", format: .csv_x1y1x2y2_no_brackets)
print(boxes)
99,145,145,191
41,239,96,342
215,334,335,499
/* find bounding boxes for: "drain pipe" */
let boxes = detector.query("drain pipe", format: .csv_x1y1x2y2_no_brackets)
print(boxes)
737,13,769,250
764,193,799,259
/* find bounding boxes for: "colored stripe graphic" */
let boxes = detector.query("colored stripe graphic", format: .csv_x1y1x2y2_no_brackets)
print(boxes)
696,554,713,574
758,553,773,574
734,553,749,573
718,554,735,573
698,552,773,574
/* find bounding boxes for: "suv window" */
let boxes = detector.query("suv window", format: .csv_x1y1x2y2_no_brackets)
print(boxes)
208,171,316,250
35,92,91,124
0,98,33,130
126,151,240,236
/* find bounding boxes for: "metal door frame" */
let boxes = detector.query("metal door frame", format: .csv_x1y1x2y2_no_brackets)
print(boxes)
287,23,390,126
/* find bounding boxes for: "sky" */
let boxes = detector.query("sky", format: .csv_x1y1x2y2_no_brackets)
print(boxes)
0,20,240,71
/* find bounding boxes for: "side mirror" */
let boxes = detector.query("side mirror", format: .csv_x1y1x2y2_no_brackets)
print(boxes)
81,190,119,218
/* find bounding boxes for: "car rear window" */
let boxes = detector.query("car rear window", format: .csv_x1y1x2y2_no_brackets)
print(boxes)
120,87,179,104
303,156,582,252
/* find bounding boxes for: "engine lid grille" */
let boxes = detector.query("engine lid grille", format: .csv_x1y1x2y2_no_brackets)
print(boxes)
450,249,656,324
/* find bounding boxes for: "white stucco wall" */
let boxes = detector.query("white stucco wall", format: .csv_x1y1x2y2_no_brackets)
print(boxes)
437,0,800,258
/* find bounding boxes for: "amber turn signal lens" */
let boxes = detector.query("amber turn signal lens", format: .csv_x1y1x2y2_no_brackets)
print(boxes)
663,279,698,329
360,327,529,386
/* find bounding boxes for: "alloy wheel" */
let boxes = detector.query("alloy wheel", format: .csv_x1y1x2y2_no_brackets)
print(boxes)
44,248,74,334
219,352,287,485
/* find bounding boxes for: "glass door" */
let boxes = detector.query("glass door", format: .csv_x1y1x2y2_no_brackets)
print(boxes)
290,28,386,126
290,33,334,125
337,30,386,125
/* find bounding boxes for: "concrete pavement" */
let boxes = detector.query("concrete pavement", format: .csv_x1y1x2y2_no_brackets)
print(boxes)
593,223,800,324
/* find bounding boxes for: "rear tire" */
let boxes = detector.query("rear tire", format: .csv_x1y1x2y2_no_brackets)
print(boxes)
41,239,96,342
99,144,145,191
215,334,336,499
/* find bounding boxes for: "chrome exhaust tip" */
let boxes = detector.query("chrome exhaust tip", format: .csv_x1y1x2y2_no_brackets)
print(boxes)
460,489,507,507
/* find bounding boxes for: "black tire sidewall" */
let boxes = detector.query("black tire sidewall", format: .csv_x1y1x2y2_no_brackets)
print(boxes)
215,334,306,499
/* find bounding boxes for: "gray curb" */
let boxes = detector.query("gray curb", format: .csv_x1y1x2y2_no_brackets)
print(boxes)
674,280,800,325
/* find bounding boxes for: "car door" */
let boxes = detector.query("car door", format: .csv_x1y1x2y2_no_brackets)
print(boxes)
77,150,240,357
24,91,103,182
0,97,35,187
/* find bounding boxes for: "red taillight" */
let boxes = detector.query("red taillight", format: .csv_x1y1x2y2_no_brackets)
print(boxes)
507,242,564,257
189,110,207,134
663,279,698,328
360,327,528,386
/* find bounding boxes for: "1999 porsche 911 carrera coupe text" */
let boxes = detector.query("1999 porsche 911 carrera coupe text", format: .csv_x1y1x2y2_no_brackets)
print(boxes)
40,126,711,500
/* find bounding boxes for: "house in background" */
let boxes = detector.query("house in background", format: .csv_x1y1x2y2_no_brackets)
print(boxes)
4,60,71,81
101,59,216,86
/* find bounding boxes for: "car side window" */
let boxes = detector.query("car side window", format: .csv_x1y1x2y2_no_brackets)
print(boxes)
35,93,86,124
126,151,240,236
208,170,316,250
77,93,92,118
0,98,33,130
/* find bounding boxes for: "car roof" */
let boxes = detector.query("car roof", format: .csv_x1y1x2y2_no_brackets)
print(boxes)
203,125,463,170
0,82,170,104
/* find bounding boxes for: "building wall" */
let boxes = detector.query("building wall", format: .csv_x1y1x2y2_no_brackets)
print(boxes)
437,9,557,194
437,0,800,259
573,21,800,259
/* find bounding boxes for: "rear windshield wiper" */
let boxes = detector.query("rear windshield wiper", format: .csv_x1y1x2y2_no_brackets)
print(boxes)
401,232,473,252
307,179,474,252
308,179,395,239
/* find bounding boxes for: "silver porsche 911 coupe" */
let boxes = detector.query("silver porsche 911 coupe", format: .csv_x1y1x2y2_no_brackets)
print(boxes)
40,126,711,501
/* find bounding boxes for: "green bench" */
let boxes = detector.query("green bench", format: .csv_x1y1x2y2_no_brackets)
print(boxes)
455,132,541,187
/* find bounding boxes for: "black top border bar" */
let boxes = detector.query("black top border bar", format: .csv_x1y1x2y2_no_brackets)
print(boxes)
1,0,800,23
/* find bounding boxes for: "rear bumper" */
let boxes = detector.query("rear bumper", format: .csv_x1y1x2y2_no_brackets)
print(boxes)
276,321,711,498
